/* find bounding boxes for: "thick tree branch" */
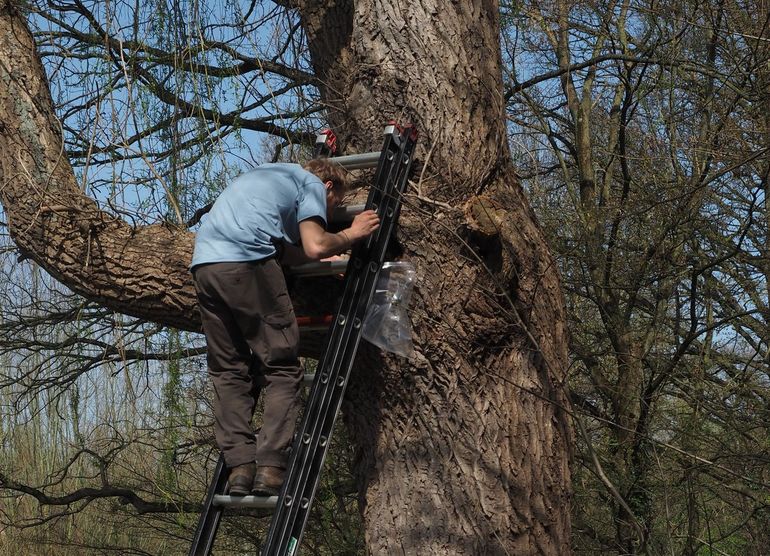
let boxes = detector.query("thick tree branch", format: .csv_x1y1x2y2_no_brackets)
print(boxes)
0,472,199,514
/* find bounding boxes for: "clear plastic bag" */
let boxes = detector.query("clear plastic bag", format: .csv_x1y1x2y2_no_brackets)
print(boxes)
362,261,417,358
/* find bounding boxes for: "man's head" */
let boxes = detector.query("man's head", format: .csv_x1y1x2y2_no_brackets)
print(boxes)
303,158,348,216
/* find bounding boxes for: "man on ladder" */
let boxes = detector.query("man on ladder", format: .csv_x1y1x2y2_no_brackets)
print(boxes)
189,158,379,497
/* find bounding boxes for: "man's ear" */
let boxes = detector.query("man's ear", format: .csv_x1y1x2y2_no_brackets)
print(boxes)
324,180,334,191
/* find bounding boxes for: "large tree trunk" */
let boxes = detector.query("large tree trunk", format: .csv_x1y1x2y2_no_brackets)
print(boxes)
0,0,573,553
298,1,572,553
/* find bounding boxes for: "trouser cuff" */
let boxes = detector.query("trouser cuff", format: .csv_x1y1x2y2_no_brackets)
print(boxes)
223,445,257,468
256,453,288,469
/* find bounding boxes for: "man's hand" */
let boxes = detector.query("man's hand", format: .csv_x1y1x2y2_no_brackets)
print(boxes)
347,209,380,241
321,254,350,279
320,254,350,263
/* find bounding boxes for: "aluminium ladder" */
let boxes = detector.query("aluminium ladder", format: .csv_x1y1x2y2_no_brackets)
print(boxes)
189,122,418,556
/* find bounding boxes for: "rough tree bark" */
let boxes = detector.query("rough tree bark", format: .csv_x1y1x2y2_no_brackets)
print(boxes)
0,1,572,554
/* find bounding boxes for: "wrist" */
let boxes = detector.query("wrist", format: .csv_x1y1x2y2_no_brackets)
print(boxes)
339,229,351,248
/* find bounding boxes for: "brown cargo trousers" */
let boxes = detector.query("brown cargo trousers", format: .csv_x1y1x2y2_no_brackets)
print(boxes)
192,258,302,469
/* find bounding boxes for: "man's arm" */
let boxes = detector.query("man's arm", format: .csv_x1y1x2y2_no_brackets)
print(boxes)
297,210,380,261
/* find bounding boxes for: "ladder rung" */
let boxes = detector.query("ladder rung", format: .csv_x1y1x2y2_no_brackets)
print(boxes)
289,259,348,277
330,204,365,221
212,495,279,509
298,325,328,334
329,151,380,170
296,314,333,331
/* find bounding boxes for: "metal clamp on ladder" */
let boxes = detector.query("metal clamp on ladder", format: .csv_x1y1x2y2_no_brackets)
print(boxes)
189,123,418,556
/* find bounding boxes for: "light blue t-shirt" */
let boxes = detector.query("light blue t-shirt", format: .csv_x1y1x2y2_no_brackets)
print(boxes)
191,163,327,268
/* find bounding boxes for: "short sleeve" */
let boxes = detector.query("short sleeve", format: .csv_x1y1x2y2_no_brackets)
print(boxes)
297,173,328,228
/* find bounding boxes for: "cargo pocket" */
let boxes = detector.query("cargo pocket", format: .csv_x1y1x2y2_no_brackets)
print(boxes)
260,309,299,369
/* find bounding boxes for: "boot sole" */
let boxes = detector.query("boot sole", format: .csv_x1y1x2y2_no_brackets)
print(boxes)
252,483,280,497
229,485,251,496
228,478,254,496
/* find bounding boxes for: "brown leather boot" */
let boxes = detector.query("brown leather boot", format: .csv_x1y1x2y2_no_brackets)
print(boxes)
252,465,286,496
227,463,255,496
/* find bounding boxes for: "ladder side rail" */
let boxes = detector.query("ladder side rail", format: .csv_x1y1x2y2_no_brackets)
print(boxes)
262,129,407,554
262,137,404,553
279,125,407,483
278,132,403,482
263,126,417,555
287,132,418,547
297,131,416,472
188,453,229,556
282,130,416,553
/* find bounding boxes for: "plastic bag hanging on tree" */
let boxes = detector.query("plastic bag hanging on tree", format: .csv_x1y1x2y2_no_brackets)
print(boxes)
362,261,417,358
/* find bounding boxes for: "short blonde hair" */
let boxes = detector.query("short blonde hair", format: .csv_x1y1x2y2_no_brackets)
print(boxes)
303,158,348,194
